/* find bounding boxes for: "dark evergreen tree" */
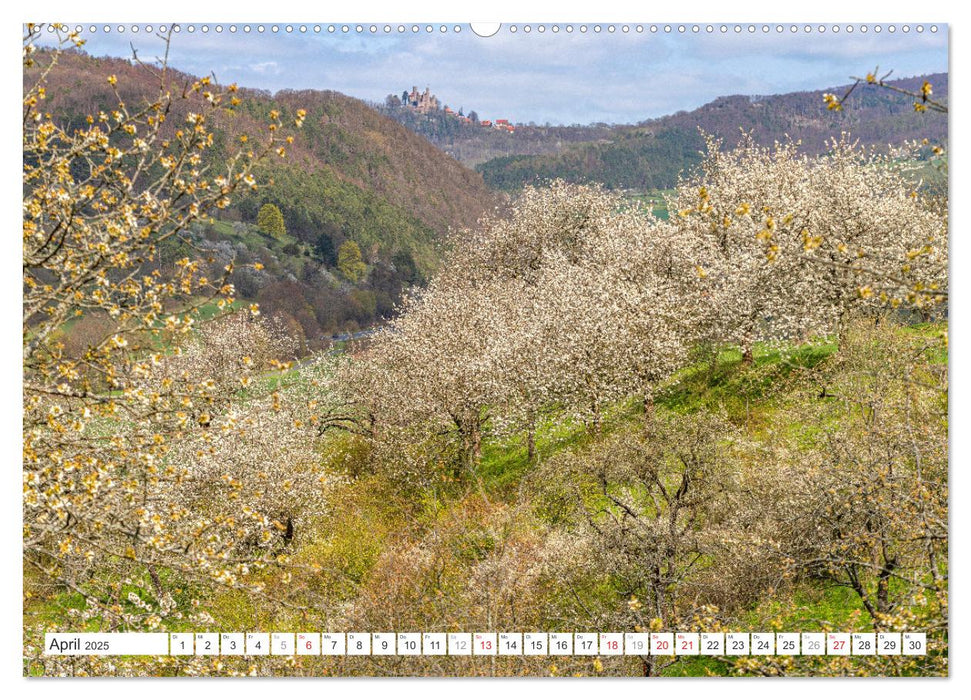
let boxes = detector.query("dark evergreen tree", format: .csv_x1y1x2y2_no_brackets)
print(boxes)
314,232,338,267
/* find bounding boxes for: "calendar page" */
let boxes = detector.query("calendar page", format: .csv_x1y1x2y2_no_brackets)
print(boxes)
21,9,949,683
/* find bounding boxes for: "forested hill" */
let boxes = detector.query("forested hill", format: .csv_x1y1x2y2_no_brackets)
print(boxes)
29,49,501,345
254,88,497,251
639,73,948,153
456,73,947,192
29,49,498,271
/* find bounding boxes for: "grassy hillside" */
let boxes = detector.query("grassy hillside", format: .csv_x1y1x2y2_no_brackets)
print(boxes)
25,320,947,676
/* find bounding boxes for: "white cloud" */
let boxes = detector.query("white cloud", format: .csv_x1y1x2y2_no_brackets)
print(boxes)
248,61,282,76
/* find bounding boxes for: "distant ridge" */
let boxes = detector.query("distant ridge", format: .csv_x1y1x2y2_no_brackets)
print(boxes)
378,72,947,191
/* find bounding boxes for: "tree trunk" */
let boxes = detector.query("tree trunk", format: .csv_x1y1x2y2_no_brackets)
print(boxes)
526,425,537,466
471,423,482,467
148,565,163,598
458,417,484,475
590,400,602,436
642,390,655,427
836,306,847,350
741,344,754,365
458,421,475,475
705,344,719,382
877,557,897,615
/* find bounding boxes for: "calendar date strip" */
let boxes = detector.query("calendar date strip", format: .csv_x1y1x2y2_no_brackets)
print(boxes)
44,631,928,657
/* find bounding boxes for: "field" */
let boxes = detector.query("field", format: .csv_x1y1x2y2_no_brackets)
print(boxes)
24,320,948,677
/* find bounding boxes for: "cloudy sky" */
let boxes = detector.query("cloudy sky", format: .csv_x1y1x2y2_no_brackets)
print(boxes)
49,23,948,125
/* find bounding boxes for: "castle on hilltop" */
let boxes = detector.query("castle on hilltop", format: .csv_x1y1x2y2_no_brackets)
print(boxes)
404,86,439,113
397,85,515,132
